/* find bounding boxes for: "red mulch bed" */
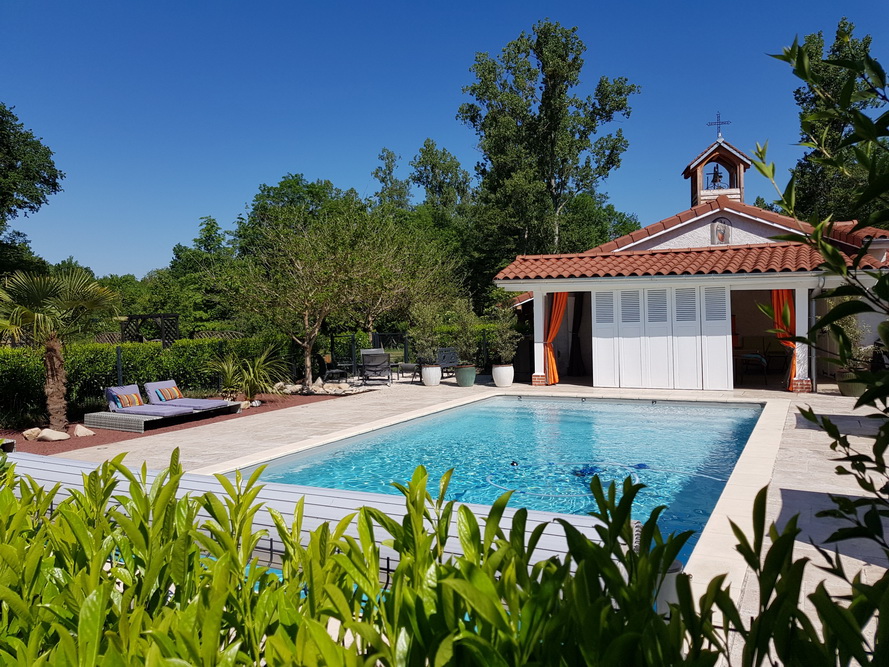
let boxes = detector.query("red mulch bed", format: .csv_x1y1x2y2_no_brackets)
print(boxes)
1,393,339,456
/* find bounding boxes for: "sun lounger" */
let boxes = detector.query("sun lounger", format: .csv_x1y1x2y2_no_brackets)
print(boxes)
87,383,239,433
144,380,231,411
105,384,194,418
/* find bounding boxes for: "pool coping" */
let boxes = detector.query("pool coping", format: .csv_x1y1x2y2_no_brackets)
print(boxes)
193,388,788,597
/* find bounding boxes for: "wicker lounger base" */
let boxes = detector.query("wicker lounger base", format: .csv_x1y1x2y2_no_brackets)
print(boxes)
84,403,240,434
84,412,164,433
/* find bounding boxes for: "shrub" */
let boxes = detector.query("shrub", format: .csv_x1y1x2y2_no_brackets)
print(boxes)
0,347,44,429
0,335,300,428
0,454,713,665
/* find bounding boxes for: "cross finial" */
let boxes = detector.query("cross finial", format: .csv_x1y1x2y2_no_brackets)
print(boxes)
707,111,731,139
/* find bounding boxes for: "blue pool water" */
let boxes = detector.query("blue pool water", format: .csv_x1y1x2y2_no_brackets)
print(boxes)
255,396,762,562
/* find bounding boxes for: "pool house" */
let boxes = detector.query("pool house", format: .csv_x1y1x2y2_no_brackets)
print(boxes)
495,136,888,393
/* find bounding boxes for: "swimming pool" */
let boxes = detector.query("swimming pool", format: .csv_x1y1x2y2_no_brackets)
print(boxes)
253,396,762,562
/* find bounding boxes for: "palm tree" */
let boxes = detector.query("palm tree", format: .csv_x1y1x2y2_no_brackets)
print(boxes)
0,270,118,431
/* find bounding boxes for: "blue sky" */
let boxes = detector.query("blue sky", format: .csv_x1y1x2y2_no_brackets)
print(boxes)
3,1,887,278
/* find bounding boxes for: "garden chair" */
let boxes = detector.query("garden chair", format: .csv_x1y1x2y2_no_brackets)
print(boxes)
361,352,392,385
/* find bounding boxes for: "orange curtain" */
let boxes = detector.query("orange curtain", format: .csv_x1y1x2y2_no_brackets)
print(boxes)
771,290,796,391
544,293,569,385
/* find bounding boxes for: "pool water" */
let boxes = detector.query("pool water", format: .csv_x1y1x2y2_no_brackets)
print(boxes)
255,396,762,562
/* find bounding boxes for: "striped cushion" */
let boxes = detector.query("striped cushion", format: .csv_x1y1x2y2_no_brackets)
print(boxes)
156,386,184,402
114,392,144,408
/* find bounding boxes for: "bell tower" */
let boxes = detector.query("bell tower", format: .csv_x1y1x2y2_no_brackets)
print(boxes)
682,113,751,207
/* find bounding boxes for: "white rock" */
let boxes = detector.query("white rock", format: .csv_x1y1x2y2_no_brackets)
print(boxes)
22,428,41,441
313,376,324,387
284,384,300,394
250,400,262,407
37,429,70,442
240,401,251,410
273,381,286,390
72,424,95,437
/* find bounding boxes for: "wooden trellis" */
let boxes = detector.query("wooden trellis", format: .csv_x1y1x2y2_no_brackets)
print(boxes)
120,314,179,349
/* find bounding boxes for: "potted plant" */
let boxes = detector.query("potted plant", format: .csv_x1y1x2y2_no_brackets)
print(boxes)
486,305,523,388
450,300,480,387
408,304,442,387
828,297,871,397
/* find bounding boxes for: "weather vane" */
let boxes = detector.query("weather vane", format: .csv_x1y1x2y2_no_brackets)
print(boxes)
707,112,731,139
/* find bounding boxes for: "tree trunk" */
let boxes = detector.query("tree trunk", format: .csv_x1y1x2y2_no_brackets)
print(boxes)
302,342,314,389
44,334,68,432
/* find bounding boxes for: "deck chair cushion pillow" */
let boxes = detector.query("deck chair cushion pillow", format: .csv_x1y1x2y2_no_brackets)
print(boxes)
114,392,144,408
156,386,184,401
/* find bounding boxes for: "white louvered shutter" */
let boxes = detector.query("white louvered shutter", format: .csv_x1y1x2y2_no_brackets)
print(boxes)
672,287,702,389
701,286,732,390
592,291,618,387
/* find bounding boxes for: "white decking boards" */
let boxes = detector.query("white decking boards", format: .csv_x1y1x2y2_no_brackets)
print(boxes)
591,285,732,391
7,452,609,573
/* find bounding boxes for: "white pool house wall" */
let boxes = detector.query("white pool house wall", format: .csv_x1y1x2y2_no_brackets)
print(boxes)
526,276,818,391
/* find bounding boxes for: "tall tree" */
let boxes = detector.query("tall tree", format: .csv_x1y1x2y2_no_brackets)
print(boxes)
165,216,238,333
409,139,471,216
788,18,886,224
458,19,639,254
558,191,640,251
229,202,366,387
0,103,65,233
371,148,412,212
236,173,363,257
409,138,473,257
0,269,117,430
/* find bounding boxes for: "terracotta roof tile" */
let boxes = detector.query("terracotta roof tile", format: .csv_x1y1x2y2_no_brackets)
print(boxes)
581,197,868,255
494,243,881,281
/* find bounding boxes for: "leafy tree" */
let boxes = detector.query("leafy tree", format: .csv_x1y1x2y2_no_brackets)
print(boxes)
51,256,95,278
228,202,366,387
165,216,238,333
169,216,233,277
0,269,117,430
340,211,458,338
371,148,412,212
787,18,887,224
0,103,65,233
236,173,364,257
458,19,640,255
97,273,151,316
558,190,640,252
752,195,780,212
0,229,49,276
410,138,472,220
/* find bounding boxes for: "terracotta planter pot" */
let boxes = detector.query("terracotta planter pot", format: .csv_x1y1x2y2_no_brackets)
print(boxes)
491,364,514,387
455,365,477,387
421,364,442,386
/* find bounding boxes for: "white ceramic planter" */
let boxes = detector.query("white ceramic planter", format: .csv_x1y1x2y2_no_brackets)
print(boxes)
421,364,442,386
491,364,514,387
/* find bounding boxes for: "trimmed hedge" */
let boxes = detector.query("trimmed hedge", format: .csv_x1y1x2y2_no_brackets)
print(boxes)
0,336,300,428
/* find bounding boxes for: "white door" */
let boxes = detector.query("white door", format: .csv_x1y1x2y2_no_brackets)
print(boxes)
618,290,644,387
701,286,732,390
592,291,618,387
672,287,703,389
643,288,673,388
